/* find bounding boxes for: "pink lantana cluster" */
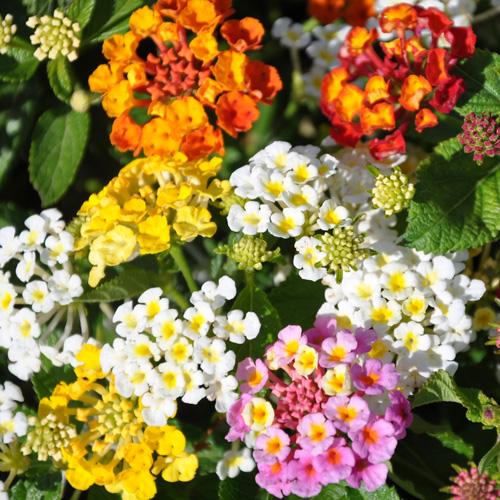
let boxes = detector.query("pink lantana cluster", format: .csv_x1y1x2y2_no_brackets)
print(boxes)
225,316,413,497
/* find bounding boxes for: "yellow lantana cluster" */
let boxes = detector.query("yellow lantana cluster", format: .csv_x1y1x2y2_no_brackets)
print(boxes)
75,153,230,286
26,345,198,500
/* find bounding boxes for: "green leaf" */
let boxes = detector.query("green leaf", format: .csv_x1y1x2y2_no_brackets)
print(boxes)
46,56,76,103
10,472,62,500
79,268,161,302
85,0,152,43
231,283,282,363
29,105,90,206
411,370,500,427
0,43,40,83
479,438,500,475
429,431,474,460
22,0,57,16
32,354,76,400
66,0,97,27
403,137,500,253
268,273,326,330
218,472,261,500
0,82,38,187
454,49,500,115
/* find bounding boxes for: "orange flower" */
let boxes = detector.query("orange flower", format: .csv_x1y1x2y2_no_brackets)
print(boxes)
190,32,219,61
360,102,395,135
102,80,138,118
405,37,427,61
129,6,163,36
245,60,283,104
399,75,432,111
381,39,402,58
215,91,259,137
343,0,376,27
220,18,264,52
181,125,224,160
345,27,378,56
110,113,143,154
365,76,390,105
307,0,345,24
196,78,223,107
334,84,365,122
379,3,418,33
89,62,125,94
425,48,451,86
102,32,141,62
212,50,248,91
164,96,209,137
177,0,219,32
415,108,438,132
142,118,181,156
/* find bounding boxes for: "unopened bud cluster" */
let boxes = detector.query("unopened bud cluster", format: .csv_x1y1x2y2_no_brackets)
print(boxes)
371,167,415,217
216,235,280,271
459,111,500,165
0,14,17,54
27,9,81,62
447,466,500,500
319,225,369,273
22,414,76,462
217,191,246,216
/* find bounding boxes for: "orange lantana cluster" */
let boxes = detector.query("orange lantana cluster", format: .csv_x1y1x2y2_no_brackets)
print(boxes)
307,0,376,26
89,0,282,161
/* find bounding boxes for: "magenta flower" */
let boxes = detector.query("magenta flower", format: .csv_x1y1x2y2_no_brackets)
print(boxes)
315,437,355,483
297,412,336,454
254,426,291,464
325,395,370,433
350,359,399,395
273,325,306,365
346,452,389,492
350,417,397,463
255,460,291,499
354,327,378,354
449,466,500,500
304,315,337,347
319,332,358,368
288,449,324,498
236,357,269,394
385,390,413,439
226,393,252,441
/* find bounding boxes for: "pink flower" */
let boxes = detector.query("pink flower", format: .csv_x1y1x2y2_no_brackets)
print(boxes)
304,316,337,347
350,359,399,395
353,327,378,354
350,417,397,463
315,437,355,483
226,393,252,441
385,390,413,439
254,426,291,464
297,412,336,454
319,331,357,368
236,357,268,394
346,452,388,492
255,460,291,499
288,449,324,498
273,325,306,365
324,395,370,433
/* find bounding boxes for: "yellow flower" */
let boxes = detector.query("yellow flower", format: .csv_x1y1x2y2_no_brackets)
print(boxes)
173,206,217,241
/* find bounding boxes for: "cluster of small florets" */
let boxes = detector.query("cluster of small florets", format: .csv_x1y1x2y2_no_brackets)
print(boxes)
100,276,260,426
0,14,16,54
0,210,86,381
223,316,412,497
0,382,27,445
459,111,500,164
227,141,371,281
370,166,415,217
27,9,81,61
448,465,500,500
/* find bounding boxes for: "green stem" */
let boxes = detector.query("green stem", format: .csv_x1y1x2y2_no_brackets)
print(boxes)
473,6,500,24
68,489,82,500
167,288,190,311
479,434,500,475
245,270,254,311
170,244,198,294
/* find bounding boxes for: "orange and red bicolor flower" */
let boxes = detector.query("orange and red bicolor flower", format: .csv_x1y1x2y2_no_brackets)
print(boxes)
319,2,476,160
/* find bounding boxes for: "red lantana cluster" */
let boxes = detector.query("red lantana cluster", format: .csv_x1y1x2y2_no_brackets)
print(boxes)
89,0,282,161
319,3,476,160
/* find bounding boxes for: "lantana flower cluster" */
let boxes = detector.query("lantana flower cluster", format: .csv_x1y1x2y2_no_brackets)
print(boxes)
22,344,198,499
226,140,373,281
75,153,230,286
89,1,281,160
0,209,87,380
225,316,412,497
99,276,260,426
0,382,27,447
320,3,476,159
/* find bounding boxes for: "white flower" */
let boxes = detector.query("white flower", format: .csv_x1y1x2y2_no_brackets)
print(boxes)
22,280,54,313
165,337,193,365
0,283,16,319
393,322,432,355
150,362,186,399
151,309,183,350
141,392,177,427
281,184,319,210
260,141,294,170
216,447,255,480
183,301,215,340
204,374,238,412
114,361,151,398
286,154,319,184
99,340,129,374
213,310,261,344
113,302,147,338
227,202,271,235
0,227,20,266
15,251,36,282
0,410,27,443
401,292,428,322
19,214,46,250
268,208,305,238
380,262,417,300
293,237,327,282
194,337,235,376
40,232,74,266
8,342,41,380
125,334,161,364
317,200,350,230
230,165,264,199
341,272,381,307
254,170,290,202
48,270,83,305
181,362,206,405
363,297,402,333
9,308,40,344
135,287,169,326
271,17,311,48
0,382,23,412
190,276,236,310
416,256,456,294
40,208,65,233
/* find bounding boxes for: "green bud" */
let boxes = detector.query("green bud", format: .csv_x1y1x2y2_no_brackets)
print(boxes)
216,235,280,271
371,166,415,217
215,190,246,216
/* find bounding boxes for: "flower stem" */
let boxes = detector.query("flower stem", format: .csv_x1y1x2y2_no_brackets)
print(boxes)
473,6,500,24
170,244,198,293
167,288,190,311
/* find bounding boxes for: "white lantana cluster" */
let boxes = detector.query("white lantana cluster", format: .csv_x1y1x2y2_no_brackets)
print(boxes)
0,382,27,445
0,14,16,55
228,141,375,281
0,209,86,380
100,276,261,427
26,9,81,62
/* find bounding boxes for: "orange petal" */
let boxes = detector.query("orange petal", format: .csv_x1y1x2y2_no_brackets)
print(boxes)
365,75,390,105
215,91,259,138
360,102,395,135
399,75,432,111
334,84,365,122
